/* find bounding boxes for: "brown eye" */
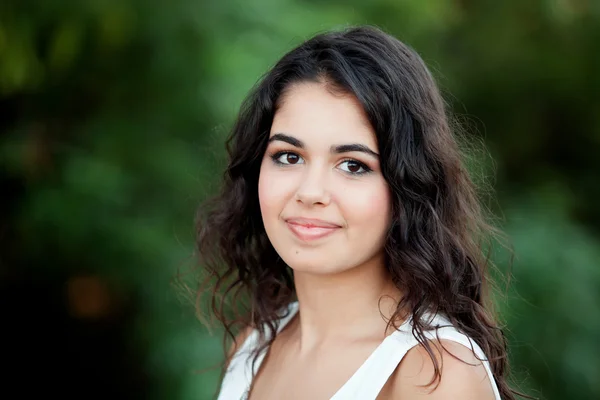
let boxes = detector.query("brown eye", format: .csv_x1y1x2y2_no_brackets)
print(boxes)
346,161,361,173
338,159,371,175
272,152,305,165
286,153,300,164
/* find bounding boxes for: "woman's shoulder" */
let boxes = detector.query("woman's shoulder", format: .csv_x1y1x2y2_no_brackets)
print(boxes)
383,338,497,399
226,301,298,362
383,313,498,399
227,326,254,358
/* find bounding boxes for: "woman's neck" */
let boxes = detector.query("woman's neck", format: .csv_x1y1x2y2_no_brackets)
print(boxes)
291,253,401,353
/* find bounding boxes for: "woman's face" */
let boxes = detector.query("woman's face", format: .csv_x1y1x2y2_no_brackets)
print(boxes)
258,82,391,275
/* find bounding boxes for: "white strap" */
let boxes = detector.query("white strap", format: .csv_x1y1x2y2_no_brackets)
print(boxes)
217,303,300,400
332,322,501,400
331,329,418,400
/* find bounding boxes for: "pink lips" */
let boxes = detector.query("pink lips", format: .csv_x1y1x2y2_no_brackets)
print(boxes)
285,217,342,241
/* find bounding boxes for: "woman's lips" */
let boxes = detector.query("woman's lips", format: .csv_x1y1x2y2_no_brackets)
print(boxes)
285,218,341,241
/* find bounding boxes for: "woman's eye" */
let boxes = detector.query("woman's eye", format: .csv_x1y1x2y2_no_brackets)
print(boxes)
273,152,304,165
338,160,371,175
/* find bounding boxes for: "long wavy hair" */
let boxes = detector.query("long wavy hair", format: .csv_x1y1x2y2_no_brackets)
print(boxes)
196,25,518,399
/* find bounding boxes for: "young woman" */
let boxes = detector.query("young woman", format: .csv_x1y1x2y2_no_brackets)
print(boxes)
197,26,516,399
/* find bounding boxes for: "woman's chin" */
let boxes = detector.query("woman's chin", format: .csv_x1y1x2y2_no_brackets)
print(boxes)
284,256,350,276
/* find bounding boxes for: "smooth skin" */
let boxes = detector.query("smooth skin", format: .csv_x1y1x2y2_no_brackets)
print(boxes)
235,82,496,399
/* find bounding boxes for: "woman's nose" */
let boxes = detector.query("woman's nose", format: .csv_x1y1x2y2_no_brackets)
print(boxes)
294,167,331,207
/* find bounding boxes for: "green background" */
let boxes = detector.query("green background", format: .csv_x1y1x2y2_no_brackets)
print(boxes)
1,0,599,399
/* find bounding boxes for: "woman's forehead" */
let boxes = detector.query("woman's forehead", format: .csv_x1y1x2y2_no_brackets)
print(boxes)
270,82,377,149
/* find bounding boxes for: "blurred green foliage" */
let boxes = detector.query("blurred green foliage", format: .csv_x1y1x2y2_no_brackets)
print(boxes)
1,0,599,399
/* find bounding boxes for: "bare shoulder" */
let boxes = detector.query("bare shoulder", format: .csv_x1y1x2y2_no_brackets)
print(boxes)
382,339,496,400
225,326,254,363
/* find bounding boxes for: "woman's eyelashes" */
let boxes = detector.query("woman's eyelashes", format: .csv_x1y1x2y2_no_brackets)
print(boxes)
269,151,373,176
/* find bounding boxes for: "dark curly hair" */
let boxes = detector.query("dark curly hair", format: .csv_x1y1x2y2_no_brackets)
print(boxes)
196,25,520,399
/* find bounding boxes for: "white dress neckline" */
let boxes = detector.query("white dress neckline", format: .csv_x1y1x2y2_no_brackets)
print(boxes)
245,301,413,399
219,301,502,400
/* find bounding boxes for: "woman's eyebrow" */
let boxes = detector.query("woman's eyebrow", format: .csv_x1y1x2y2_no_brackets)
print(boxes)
268,133,304,148
268,132,379,159
332,144,379,159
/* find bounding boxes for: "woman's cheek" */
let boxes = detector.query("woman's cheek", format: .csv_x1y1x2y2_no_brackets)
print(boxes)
259,167,294,212
340,182,390,222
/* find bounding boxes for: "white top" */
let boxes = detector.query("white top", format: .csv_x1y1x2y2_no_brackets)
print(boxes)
217,302,501,400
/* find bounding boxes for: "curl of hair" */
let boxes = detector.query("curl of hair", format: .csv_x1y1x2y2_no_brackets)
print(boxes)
196,25,522,399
